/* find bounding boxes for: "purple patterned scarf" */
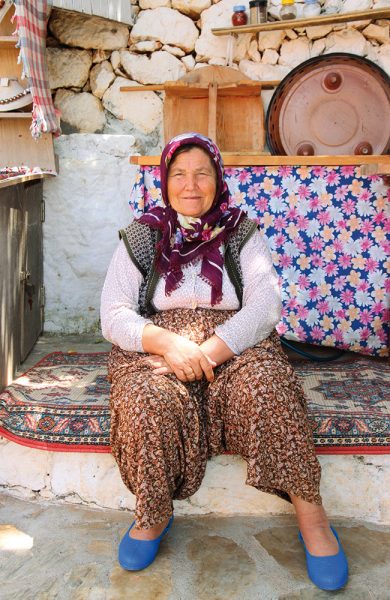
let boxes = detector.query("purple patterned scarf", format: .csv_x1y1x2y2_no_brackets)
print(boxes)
138,133,244,305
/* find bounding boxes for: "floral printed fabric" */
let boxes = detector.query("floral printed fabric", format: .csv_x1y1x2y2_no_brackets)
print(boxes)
176,213,225,243
130,165,389,357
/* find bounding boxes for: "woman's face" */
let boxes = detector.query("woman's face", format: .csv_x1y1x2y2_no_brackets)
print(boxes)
167,147,217,218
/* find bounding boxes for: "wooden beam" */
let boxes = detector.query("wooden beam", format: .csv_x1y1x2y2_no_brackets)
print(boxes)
0,36,17,48
212,8,390,35
120,81,280,93
207,82,218,142
130,154,390,167
120,84,166,92
360,163,390,176
0,113,32,119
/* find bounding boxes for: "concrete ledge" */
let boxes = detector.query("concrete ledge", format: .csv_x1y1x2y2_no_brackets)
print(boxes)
1,437,389,524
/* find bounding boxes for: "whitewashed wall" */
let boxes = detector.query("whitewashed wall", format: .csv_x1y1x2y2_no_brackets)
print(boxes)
43,135,137,332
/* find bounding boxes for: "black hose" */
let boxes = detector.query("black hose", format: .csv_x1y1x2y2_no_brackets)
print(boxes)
280,337,345,362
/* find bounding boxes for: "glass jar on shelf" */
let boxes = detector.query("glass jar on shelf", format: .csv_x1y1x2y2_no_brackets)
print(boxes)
249,0,268,24
232,5,248,26
303,0,321,17
280,0,297,21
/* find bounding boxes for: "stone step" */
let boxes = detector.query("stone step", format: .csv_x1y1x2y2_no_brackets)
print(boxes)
1,437,389,524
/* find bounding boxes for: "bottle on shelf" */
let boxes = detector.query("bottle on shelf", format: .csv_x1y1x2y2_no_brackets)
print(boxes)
231,5,248,26
303,0,321,17
280,0,297,20
249,0,268,24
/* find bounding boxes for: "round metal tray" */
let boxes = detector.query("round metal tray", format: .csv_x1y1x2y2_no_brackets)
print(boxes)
266,53,390,156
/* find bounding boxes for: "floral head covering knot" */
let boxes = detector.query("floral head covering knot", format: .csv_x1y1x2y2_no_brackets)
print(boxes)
138,132,244,305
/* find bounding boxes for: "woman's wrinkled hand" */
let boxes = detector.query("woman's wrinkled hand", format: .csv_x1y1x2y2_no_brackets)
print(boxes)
145,355,173,376
142,324,216,382
162,337,216,383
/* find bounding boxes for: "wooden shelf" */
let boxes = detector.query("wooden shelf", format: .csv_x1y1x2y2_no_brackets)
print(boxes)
212,8,390,35
0,35,17,48
0,172,55,190
120,80,280,92
0,112,31,119
130,154,390,168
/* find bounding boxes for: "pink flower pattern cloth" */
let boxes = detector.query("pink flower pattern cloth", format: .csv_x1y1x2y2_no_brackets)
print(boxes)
130,165,389,357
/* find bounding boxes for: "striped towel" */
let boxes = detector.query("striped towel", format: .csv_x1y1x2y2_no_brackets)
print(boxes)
13,0,60,138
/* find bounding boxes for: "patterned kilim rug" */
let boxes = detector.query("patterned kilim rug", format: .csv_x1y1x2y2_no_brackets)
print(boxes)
0,352,389,454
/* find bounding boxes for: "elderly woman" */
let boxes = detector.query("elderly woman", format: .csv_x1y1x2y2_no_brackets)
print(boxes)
100,133,348,591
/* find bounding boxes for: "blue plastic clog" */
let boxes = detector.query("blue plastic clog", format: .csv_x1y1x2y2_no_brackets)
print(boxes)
299,526,348,591
118,515,174,571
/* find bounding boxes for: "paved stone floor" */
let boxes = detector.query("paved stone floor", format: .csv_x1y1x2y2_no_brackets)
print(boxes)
1,493,390,599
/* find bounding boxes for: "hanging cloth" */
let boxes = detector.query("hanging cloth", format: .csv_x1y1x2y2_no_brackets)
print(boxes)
13,0,61,138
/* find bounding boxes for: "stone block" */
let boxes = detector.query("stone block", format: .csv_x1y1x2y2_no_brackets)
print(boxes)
258,30,286,52
0,439,50,495
102,76,163,131
172,0,211,19
376,42,390,76
343,0,371,11
50,453,136,510
47,48,92,89
239,60,290,81
90,61,115,99
324,28,368,56
249,40,261,63
130,40,162,53
261,48,279,65
120,50,186,84
305,25,333,40
48,8,130,51
181,55,196,70
162,44,186,57
131,7,199,53
279,38,311,68
363,23,390,44
54,90,106,133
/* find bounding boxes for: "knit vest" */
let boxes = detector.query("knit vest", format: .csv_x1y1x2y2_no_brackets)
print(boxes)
119,216,258,317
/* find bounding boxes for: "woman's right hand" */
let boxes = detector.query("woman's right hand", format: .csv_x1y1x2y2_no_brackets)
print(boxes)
163,336,216,382
142,323,216,382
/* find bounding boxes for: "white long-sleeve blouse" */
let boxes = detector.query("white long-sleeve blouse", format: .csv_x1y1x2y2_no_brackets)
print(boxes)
100,228,281,355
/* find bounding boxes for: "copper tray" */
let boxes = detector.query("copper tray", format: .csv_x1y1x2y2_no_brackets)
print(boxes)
266,53,390,156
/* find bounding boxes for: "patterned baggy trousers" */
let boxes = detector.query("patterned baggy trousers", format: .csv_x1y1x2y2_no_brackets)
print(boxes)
108,308,322,528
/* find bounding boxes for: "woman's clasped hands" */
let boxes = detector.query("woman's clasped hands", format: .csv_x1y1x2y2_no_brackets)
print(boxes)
145,334,216,383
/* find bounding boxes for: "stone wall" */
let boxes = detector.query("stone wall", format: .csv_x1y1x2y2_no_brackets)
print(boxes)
43,0,390,333
47,0,390,144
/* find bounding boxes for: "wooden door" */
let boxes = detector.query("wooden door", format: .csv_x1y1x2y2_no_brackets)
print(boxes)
0,184,23,388
0,180,44,389
20,180,44,362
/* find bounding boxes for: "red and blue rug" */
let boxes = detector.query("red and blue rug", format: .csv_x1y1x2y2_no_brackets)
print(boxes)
0,352,389,454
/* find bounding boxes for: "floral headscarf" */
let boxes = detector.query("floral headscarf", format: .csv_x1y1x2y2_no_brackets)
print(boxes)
138,133,244,305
